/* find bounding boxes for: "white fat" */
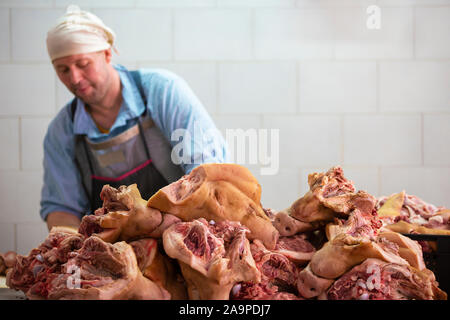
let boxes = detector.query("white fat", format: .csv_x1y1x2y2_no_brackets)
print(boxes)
357,280,366,289
429,215,443,224
409,215,428,226
366,276,378,291
231,283,241,296
209,220,216,225
358,293,370,300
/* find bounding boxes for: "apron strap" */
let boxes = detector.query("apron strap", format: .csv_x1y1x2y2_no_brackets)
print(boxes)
137,118,151,161
130,70,153,162
70,98,94,211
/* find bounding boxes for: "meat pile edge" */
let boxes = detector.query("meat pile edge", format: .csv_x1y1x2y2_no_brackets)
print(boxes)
4,164,448,300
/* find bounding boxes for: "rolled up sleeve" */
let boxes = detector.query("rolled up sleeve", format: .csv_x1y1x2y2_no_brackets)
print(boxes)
40,108,90,221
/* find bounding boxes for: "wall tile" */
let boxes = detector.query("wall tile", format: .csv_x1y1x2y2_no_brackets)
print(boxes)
137,0,216,7
334,7,413,59
296,0,379,6
0,224,15,253
11,8,63,62
415,7,450,59
0,0,52,7
344,115,421,166
0,9,9,62
175,9,252,60
21,117,52,171
299,62,376,113
256,168,301,212
54,0,134,8
0,171,43,224
254,9,335,59
378,0,450,5
0,64,55,116
380,62,450,112
218,0,295,7
262,115,341,168
341,166,379,197
16,223,48,255
0,119,19,170
380,167,450,208
92,8,172,61
424,115,450,166
218,62,297,114
212,114,261,165
212,114,261,134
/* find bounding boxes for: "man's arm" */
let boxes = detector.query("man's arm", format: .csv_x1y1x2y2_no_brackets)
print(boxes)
40,107,90,227
46,211,82,231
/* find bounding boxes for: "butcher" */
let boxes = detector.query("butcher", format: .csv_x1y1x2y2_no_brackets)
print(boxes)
40,6,228,231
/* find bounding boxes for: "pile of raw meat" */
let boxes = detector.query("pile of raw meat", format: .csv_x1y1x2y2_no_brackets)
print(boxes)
5,164,448,300
0,251,17,276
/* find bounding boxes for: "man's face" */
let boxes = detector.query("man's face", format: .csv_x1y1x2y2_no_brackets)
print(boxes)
53,50,112,105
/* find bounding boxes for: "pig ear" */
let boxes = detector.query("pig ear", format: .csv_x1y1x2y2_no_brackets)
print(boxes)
94,228,121,244
378,191,405,218
98,211,128,229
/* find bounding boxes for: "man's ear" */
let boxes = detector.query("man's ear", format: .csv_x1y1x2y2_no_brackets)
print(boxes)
103,48,112,64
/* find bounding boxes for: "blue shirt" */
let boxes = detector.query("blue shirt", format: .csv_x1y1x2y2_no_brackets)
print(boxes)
40,64,228,221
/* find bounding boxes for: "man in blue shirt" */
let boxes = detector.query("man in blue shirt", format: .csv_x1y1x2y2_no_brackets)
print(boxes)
42,6,227,230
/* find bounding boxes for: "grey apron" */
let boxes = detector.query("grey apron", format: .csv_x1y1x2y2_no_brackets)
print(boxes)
71,71,185,213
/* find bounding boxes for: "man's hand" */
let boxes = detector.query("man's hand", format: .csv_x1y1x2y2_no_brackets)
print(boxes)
46,211,81,231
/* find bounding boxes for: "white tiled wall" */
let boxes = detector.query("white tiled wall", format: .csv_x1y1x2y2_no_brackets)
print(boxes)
0,9,9,62
343,115,422,165
174,9,252,60
299,62,377,113
380,62,450,112
0,0,449,255
334,7,413,59
219,62,297,114
0,119,20,170
415,7,450,59
254,9,335,59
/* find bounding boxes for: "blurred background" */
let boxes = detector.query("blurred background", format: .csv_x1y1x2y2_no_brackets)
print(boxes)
0,0,449,254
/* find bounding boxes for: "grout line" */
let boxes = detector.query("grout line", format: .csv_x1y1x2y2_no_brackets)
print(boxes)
412,5,416,60
18,116,22,171
0,114,55,119
296,61,300,114
377,166,382,197
340,115,345,166
250,8,255,60
0,168,44,173
421,112,424,166
8,8,12,63
215,61,219,115
376,61,380,112
171,8,175,62
14,223,17,253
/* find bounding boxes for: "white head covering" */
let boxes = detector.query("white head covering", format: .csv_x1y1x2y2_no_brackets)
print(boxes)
46,5,117,61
